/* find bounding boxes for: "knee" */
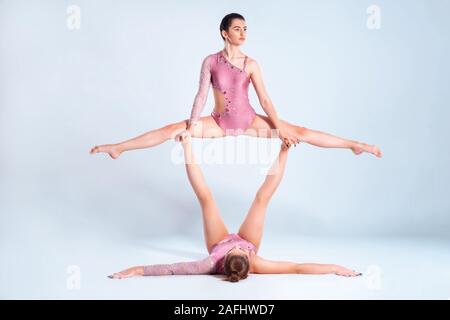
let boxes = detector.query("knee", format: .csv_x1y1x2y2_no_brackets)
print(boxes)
281,119,308,139
186,119,205,137
295,126,309,139
198,191,214,204
163,121,187,140
255,191,271,204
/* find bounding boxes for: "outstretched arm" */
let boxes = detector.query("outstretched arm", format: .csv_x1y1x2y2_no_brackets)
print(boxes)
251,256,362,277
249,59,299,147
108,256,215,279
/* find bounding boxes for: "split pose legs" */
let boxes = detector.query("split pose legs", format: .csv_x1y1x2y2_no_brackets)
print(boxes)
89,114,382,159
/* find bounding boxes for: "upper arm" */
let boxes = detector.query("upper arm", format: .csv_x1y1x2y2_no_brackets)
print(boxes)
198,55,212,89
189,55,212,121
251,255,298,274
248,59,271,105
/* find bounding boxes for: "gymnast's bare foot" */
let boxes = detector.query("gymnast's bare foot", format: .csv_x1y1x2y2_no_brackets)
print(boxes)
351,141,382,158
90,144,123,159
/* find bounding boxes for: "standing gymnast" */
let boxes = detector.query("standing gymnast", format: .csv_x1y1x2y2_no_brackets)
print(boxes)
90,13,382,159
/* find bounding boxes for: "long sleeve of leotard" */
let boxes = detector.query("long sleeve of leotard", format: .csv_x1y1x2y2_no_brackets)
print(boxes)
143,256,216,276
188,55,212,126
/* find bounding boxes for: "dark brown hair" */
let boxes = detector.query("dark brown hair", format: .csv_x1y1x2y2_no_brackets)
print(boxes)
219,13,246,41
223,252,250,282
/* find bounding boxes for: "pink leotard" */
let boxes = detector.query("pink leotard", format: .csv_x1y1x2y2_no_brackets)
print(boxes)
188,50,257,136
142,233,256,276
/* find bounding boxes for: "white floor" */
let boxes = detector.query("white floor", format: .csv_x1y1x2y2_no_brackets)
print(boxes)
1,222,449,299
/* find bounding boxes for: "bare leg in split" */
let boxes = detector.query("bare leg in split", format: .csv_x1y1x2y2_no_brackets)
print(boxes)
244,114,382,157
90,114,382,159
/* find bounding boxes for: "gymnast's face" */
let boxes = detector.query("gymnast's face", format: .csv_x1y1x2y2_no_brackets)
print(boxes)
223,19,247,45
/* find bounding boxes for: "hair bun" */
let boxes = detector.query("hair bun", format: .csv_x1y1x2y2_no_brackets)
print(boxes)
230,272,240,282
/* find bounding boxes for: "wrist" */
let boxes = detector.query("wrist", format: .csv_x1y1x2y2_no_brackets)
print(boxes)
272,122,282,131
136,266,145,276
278,122,288,131
268,115,281,127
329,264,338,274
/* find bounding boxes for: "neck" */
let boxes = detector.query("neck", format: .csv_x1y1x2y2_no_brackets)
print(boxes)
222,45,241,59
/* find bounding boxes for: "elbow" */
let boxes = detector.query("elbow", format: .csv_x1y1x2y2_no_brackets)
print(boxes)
260,97,271,109
197,190,213,203
294,265,304,274
255,191,271,204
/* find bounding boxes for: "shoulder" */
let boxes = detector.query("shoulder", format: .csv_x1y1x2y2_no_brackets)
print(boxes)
244,53,258,65
206,51,222,60
202,54,213,62
244,55,260,76
201,52,219,66
207,52,218,59
198,54,214,71
248,253,262,273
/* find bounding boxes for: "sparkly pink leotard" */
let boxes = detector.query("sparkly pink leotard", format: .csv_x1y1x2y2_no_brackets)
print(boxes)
142,234,256,276
188,51,257,136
